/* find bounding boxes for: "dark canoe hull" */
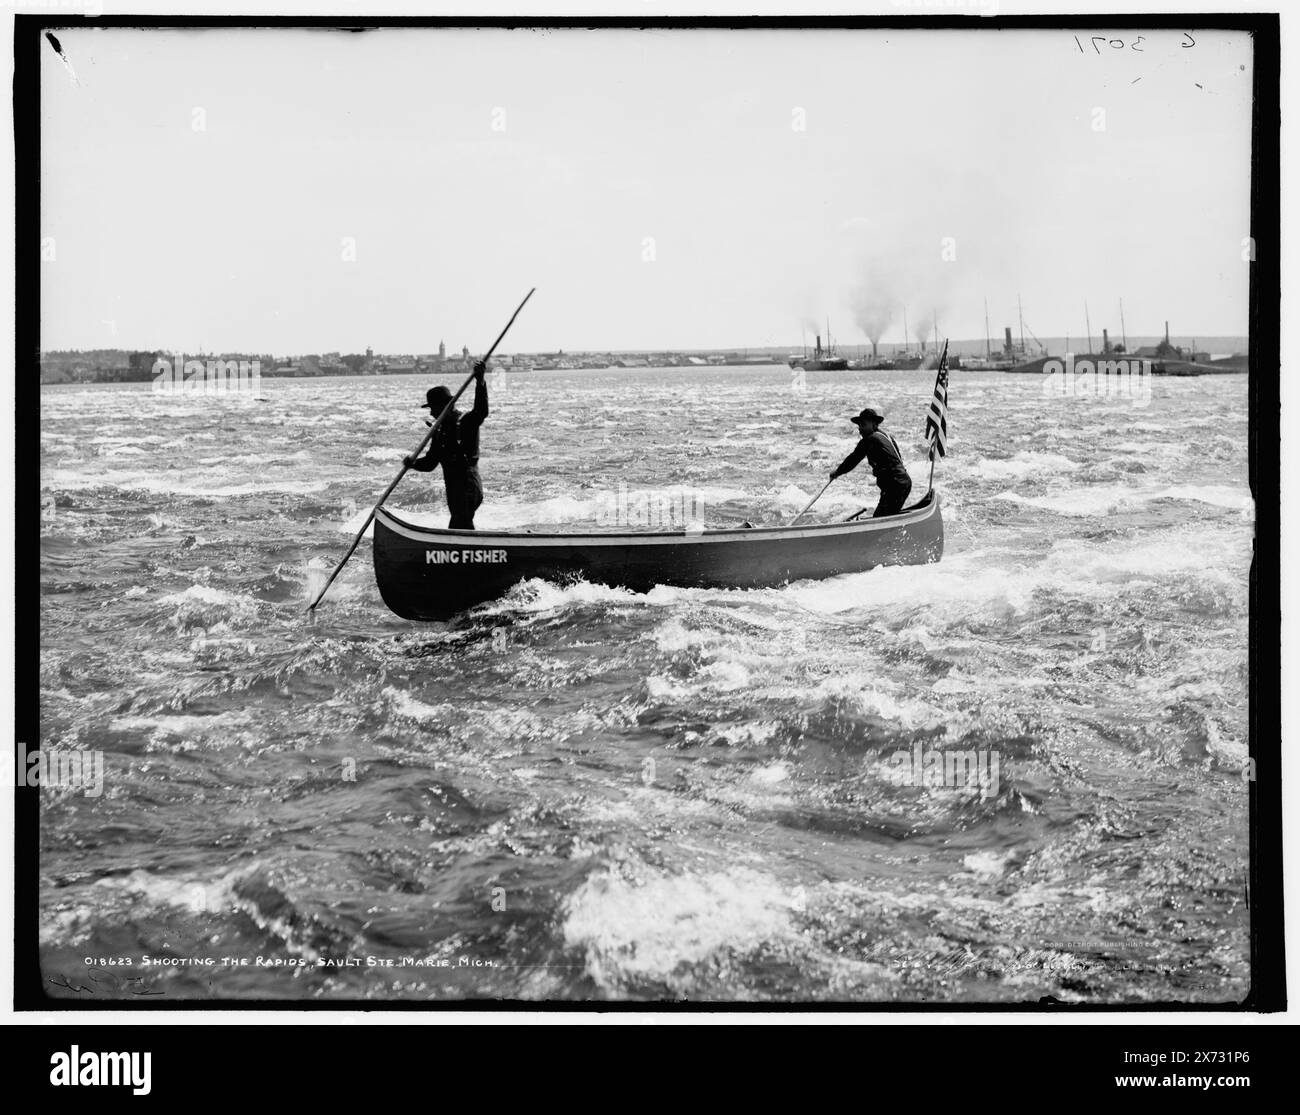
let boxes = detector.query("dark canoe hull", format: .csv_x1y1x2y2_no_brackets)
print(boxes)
373,492,943,621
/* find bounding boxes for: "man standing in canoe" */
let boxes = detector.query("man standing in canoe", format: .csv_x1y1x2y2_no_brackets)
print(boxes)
830,406,913,517
404,361,489,529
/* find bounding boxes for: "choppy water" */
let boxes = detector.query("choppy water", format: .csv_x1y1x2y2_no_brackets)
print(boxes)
38,368,1253,1002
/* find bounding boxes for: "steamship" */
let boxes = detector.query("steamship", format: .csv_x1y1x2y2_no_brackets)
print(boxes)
789,330,849,371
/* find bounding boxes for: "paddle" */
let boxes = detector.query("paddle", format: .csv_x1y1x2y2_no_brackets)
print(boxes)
789,478,834,526
306,287,536,612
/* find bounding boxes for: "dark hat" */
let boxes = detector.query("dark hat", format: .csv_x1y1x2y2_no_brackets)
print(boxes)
850,406,885,425
422,385,453,411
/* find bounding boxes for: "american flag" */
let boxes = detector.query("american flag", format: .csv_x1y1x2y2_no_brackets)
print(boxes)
924,341,950,460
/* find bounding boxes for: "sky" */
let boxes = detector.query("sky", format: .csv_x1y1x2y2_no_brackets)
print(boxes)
39,26,1256,354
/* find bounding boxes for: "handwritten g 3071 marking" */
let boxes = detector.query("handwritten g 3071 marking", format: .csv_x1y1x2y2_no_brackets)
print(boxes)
1072,32,1194,54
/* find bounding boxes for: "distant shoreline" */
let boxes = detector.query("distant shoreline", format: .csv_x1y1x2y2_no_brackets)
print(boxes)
37,334,1252,386
39,362,1251,387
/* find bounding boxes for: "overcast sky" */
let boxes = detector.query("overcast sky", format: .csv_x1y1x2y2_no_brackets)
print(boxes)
40,26,1254,353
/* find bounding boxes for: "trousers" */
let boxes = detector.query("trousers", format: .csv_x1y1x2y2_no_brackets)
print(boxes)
445,467,484,529
873,478,912,518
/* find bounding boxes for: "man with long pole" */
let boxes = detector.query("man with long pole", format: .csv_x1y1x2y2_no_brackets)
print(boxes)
841,341,948,523
307,287,535,612
403,361,489,529
829,405,913,518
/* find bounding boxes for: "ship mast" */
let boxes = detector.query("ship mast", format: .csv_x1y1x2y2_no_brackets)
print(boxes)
1119,298,1128,350
1018,294,1026,356
903,306,910,355
984,296,991,359
1085,300,1093,354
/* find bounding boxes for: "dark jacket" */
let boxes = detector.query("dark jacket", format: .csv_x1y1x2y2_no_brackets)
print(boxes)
832,428,911,488
409,376,489,479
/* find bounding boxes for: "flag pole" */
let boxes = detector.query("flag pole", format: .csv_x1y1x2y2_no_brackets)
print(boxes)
925,339,949,499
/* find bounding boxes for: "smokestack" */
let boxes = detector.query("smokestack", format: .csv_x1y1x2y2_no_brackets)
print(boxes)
815,334,822,357
1164,321,1170,345
871,340,878,358
1004,327,1013,357
1102,328,1110,353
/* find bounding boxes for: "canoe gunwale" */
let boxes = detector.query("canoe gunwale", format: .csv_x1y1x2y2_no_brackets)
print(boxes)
375,491,940,548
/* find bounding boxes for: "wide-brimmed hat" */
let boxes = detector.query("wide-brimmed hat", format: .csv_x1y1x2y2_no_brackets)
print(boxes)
422,386,454,411
850,406,885,425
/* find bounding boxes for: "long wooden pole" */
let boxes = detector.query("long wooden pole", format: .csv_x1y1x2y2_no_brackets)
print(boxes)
307,287,536,612
790,478,833,526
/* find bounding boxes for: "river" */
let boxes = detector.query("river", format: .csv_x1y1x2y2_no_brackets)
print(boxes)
38,366,1253,1002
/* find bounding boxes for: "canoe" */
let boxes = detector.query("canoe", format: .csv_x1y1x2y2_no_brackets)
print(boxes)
372,490,943,620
